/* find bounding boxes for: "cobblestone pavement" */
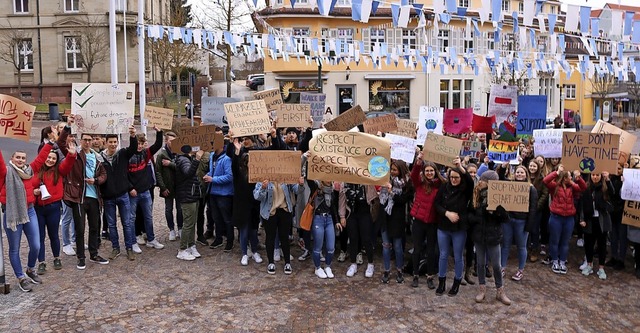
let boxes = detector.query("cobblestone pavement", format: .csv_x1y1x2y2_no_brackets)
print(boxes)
0,122,639,332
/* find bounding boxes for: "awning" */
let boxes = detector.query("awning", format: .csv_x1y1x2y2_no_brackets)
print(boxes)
364,74,416,80
274,75,329,80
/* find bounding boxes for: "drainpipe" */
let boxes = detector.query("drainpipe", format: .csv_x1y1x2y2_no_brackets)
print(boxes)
36,0,43,103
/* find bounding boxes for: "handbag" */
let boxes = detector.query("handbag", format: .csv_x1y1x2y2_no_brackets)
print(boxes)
300,190,318,231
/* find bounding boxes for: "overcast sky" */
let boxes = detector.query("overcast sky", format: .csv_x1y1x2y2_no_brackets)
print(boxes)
561,0,638,8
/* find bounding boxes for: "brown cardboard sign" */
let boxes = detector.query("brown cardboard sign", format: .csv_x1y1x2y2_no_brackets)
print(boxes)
254,88,283,112
591,120,637,165
277,104,311,128
224,100,271,137
422,132,463,168
145,106,174,130
0,94,35,142
392,119,417,138
562,132,620,173
363,113,398,134
248,150,302,184
622,200,640,228
172,120,217,152
487,180,530,212
323,105,366,132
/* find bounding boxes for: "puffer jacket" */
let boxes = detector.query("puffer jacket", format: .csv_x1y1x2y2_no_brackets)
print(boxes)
434,169,474,232
469,188,510,246
155,145,177,198
175,153,202,204
543,171,586,217
410,160,442,223
0,143,52,205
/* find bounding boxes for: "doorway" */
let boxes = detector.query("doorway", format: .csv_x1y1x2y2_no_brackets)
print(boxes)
337,86,355,114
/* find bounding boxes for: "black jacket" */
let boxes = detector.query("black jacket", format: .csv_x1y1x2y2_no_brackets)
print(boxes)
508,184,538,233
100,136,138,199
469,188,509,246
175,153,202,204
127,130,163,193
434,170,474,232
578,181,614,234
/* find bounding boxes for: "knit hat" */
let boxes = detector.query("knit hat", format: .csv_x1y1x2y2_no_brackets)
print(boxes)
285,127,299,135
180,145,192,154
480,170,499,182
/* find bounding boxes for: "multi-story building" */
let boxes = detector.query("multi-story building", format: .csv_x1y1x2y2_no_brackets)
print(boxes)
257,0,563,120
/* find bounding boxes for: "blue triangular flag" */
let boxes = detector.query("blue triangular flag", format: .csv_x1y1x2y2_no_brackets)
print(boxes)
579,6,591,34
352,0,362,21
548,14,557,34
372,1,380,14
624,11,634,36
391,4,400,27
291,0,296,8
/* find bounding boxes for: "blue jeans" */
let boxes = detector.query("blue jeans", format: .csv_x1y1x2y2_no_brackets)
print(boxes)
60,200,75,247
548,213,574,262
502,218,528,271
437,229,467,280
164,197,183,231
3,207,40,279
312,214,335,268
476,243,503,288
36,201,62,261
129,190,155,242
105,192,134,250
239,224,259,256
381,229,403,272
210,195,234,245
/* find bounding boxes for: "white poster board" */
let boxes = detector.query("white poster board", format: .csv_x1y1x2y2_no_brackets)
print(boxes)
417,106,443,144
71,83,135,134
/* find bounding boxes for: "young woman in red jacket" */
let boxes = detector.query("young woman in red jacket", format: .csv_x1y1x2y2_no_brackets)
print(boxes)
409,151,445,289
32,141,77,273
543,165,587,274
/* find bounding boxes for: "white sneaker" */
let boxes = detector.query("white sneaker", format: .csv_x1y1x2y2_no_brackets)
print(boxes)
62,245,76,256
252,252,263,263
136,235,146,245
274,249,281,262
241,255,249,266
346,264,357,277
177,229,182,239
577,238,584,247
365,263,374,278
315,267,327,279
177,249,195,261
579,258,588,271
84,244,88,250
189,245,201,258
324,266,334,279
356,252,364,265
169,230,177,241
146,239,165,249
142,233,147,240
132,244,143,254
337,251,347,262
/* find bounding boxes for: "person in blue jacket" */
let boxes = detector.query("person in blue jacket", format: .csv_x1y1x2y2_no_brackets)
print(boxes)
203,144,234,252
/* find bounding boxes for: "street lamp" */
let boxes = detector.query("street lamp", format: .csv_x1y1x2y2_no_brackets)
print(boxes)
556,83,566,118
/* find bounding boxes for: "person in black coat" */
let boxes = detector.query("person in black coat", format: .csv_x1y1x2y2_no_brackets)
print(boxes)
175,145,204,261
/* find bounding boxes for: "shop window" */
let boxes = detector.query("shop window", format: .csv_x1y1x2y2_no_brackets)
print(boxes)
369,80,410,119
280,80,321,103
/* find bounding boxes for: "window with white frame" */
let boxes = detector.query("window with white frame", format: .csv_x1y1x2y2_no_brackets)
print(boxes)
65,0,80,12
538,78,555,109
321,28,330,54
370,28,385,53
337,28,353,54
14,0,28,13
565,84,577,99
293,28,310,54
458,0,469,7
276,0,283,4
17,39,33,71
401,29,416,51
297,0,308,4
115,0,127,11
437,30,449,53
501,0,509,12
65,37,82,70
518,2,524,13
463,30,474,53
335,0,351,5
440,79,473,110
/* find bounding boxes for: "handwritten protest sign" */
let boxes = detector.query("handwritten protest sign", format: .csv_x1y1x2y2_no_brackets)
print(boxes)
201,97,238,125
422,132,463,168
324,105,366,132
622,200,640,228
487,180,530,212
277,104,311,128
392,119,417,138
254,88,283,112
300,92,326,128
386,133,417,163
224,100,271,137
363,113,397,134
532,128,576,158
172,120,217,152
516,95,547,136
487,140,519,162
621,169,640,201
472,114,495,133
71,83,135,134
417,106,443,143
249,150,302,184
591,120,637,165
144,106,174,130
461,140,483,159
443,108,472,134
0,94,36,142
308,132,391,185
562,132,619,173
488,85,518,124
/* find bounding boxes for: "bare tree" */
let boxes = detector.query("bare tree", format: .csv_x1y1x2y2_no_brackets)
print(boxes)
627,74,640,129
590,73,616,121
0,25,34,97
77,16,109,83
489,33,531,95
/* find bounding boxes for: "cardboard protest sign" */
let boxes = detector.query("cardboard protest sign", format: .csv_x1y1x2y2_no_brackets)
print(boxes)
71,83,135,134
392,119,417,138
363,113,397,134
516,95,547,136
201,97,238,125
172,120,217,152
487,180,530,212
224,100,271,137
144,106,174,130
488,85,518,124
417,106,443,143
591,120,637,165
386,133,417,164
532,128,576,158
308,131,391,185
622,200,640,228
562,132,619,174
461,140,483,159
472,114,495,133
422,132,464,168
487,140,519,162
323,105,366,132
248,150,302,184
254,88,283,112
300,92,326,128
443,108,472,134
277,104,311,128
621,169,640,201
0,94,36,142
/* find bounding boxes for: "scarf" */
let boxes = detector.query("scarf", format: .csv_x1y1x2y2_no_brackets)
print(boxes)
5,161,33,231
379,177,405,215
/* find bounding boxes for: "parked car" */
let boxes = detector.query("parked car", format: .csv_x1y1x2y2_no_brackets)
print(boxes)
246,74,264,87
248,76,264,90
